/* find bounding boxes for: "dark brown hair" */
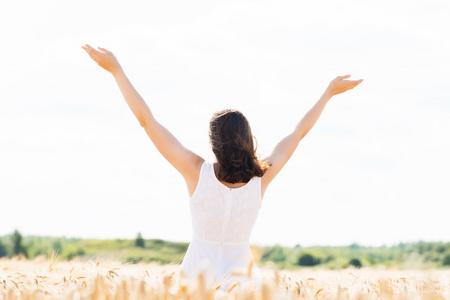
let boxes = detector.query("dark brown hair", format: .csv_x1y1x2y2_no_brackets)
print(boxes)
209,109,269,183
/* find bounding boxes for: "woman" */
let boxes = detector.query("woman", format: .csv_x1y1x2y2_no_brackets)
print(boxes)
82,44,363,288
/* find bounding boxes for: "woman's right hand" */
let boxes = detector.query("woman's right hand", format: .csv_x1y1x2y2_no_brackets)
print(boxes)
325,75,363,97
82,44,122,75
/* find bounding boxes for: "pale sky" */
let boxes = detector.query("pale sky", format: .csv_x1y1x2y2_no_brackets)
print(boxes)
1,0,449,247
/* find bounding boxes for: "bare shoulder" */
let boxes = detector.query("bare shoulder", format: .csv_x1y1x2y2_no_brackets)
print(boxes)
186,155,206,180
185,156,206,198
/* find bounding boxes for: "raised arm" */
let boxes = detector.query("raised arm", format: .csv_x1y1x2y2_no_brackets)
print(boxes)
82,45,204,196
261,75,363,191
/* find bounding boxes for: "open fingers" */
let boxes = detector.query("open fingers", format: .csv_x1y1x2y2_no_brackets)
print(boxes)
346,79,363,90
328,75,363,96
84,44,111,56
350,79,364,86
82,46,98,59
82,44,96,55
98,47,113,55
82,45,105,65
84,44,102,55
338,74,351,80
343,78,363,86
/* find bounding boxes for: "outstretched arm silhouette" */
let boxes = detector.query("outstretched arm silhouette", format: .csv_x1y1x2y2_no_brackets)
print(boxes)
261,75,363,192
82,45,204,196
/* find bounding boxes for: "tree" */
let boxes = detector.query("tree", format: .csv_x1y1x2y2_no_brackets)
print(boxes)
262,245,286,263
324,254,336,263
435,244,446,254
0,239,7,257
52,239,63,254
135,233,145,248
349,258,362,268
12,230,27,258
66,248,86,260
443,254,450,266
298,253,320,266
349,243,360,249
417,241,426,254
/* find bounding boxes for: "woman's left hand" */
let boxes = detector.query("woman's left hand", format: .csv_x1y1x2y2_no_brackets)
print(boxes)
82,44,122,75
325,75,363,97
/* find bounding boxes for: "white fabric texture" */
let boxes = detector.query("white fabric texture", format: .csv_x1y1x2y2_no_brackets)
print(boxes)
179,160,262,288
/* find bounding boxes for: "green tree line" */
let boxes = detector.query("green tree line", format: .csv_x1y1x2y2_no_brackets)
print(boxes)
1,231,450,269
260,242,450,269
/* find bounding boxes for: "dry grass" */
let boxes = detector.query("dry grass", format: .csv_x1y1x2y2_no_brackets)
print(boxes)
1,256,450,299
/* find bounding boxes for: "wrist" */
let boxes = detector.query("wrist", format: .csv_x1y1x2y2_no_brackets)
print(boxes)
322,89,333,100
111,65,124,78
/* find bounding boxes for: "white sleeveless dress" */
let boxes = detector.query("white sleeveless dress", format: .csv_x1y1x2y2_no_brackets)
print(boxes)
179,160,262,288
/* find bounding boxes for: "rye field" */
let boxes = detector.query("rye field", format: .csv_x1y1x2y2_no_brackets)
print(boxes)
1,257,450,299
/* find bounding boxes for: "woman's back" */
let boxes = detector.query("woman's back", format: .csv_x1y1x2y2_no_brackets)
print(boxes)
180,160,262,287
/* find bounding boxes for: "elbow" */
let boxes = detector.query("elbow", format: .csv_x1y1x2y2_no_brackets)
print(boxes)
137,115,150,128
138,112,154,128
299,129,308,141
139,119,147,128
